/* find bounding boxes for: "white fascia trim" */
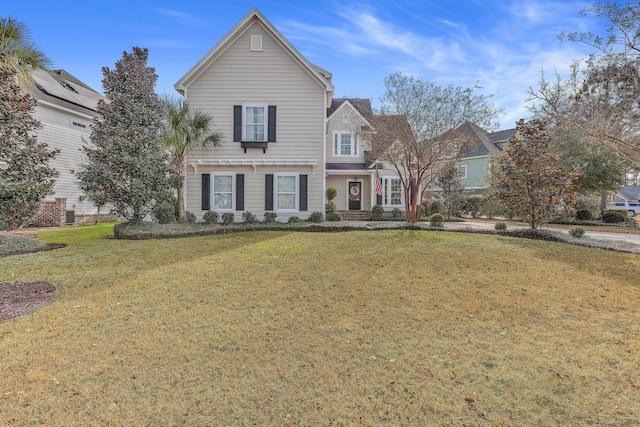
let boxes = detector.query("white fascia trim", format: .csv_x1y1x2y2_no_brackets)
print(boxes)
459,154,489,161
188,159,318,174
327,100,374,130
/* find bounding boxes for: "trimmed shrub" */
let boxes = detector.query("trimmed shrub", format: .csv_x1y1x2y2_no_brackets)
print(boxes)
326,187,338,201
326,212,342,222
601,209,627,224
263,211,278,223
308,212,324,223
391,208,403,218
494,221,507,231
575,209,593,221
569,226,586,238
202,211,219,225
221,212,235,225
185,211,196,224
429,213,444,227
242,211,258,224
287,216,302,224
152,200,177,224
371,205,384,220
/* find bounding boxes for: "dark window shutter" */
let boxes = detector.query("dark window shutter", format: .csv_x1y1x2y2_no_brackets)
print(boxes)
299,174,308,211
233,105,242,142
265,174,274,211
236,174,244,211
201,174,210,210
267,105,276,142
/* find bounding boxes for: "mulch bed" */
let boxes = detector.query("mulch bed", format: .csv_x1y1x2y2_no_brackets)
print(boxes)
0,281,56,322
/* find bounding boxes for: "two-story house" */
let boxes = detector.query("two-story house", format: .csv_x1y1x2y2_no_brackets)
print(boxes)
176,8,407,221
28,69,106,226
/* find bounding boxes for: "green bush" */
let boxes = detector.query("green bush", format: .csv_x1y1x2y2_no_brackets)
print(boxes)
391,208,403,218
429,213,444,227
185,211,196,224
326,212,342,222
202,211,218,224
424,199,443,216
242,211,258,224
263,212,278,223
464,197,483,218
221,212,235,225
481,199,503,219
326,187,338,201
569,226,586,238
0,234,47,256
494,221,507,231
152,200,177,224
308,212,324,223
287,216,302,224
575,209,593,221
371,205,384,220
601,209,627,223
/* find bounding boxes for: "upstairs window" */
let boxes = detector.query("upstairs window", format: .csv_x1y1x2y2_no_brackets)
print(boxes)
234,105,277,145
244,105,265,141
333,131,358,157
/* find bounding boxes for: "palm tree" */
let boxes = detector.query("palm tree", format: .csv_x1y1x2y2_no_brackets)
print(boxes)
0,17,52,88
161,95,223,219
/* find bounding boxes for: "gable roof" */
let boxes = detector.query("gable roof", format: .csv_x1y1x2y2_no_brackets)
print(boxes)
617,186,640,201
31,69,103,117
327,98,374,122
174,8,334,95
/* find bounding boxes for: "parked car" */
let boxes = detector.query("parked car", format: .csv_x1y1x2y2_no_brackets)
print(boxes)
606,201,640,217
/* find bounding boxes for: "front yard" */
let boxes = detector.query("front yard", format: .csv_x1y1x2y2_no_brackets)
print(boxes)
1,224,639,425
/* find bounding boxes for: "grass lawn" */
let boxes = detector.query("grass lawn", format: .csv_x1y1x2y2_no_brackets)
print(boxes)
1,224,639,425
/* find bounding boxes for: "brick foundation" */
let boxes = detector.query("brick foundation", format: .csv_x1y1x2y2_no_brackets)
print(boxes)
31,198,66,227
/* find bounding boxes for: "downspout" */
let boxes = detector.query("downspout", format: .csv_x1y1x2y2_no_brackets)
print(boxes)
322,89,327,218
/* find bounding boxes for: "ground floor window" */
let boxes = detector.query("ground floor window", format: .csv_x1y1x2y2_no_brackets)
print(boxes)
275,174,298,211
383,177,403,207
213,174,234,211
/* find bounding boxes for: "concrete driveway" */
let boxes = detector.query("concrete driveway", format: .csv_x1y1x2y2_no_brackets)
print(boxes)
447,220,640,245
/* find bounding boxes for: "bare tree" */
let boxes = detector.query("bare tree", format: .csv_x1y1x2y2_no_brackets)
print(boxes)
536,1,640,167
372,72,502,223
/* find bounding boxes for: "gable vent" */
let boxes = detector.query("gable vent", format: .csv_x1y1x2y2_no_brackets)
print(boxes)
251,35,263,51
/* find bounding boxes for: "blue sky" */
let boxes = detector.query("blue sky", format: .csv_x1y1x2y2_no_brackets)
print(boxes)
6,0,605,129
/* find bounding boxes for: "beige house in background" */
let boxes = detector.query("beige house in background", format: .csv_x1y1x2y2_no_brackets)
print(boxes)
29,69,106,225
175,8,408,221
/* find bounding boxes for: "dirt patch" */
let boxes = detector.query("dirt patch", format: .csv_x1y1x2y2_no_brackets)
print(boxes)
0,281,56,322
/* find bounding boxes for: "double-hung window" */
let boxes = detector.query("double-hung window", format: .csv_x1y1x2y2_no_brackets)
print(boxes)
383,177,403,207
234,104,276,146
212,174,235,211
333,131,358,156
275,173,298,211
244,105,266,142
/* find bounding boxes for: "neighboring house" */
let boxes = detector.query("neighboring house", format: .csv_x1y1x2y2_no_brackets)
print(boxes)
452,123,515,196
29,68,106,225
175,8,405,221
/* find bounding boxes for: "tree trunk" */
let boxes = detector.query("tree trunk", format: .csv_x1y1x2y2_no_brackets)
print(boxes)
177,186,185,220
95,205,101,225
600,191,608,213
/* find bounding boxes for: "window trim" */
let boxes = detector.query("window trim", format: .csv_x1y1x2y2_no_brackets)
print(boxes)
383,176,404,208
456,164,468,179
242,103,268,142
274,173,299,213
211,172,236,212
333,131,358,157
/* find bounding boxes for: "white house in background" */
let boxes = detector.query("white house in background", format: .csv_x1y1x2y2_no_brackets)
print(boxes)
175,8,408,221
29,69,106,225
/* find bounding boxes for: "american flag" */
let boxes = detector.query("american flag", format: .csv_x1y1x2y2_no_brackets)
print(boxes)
375,169,383,196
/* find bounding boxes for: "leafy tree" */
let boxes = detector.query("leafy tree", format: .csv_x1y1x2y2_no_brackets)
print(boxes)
76,47,178,223
489,119,580,229
160,95,222,220
0,17,51,87
0,61,58,229
373,72,502,222
435,167,467,219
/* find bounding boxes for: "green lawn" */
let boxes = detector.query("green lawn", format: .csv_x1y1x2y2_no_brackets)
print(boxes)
1,224,639,425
